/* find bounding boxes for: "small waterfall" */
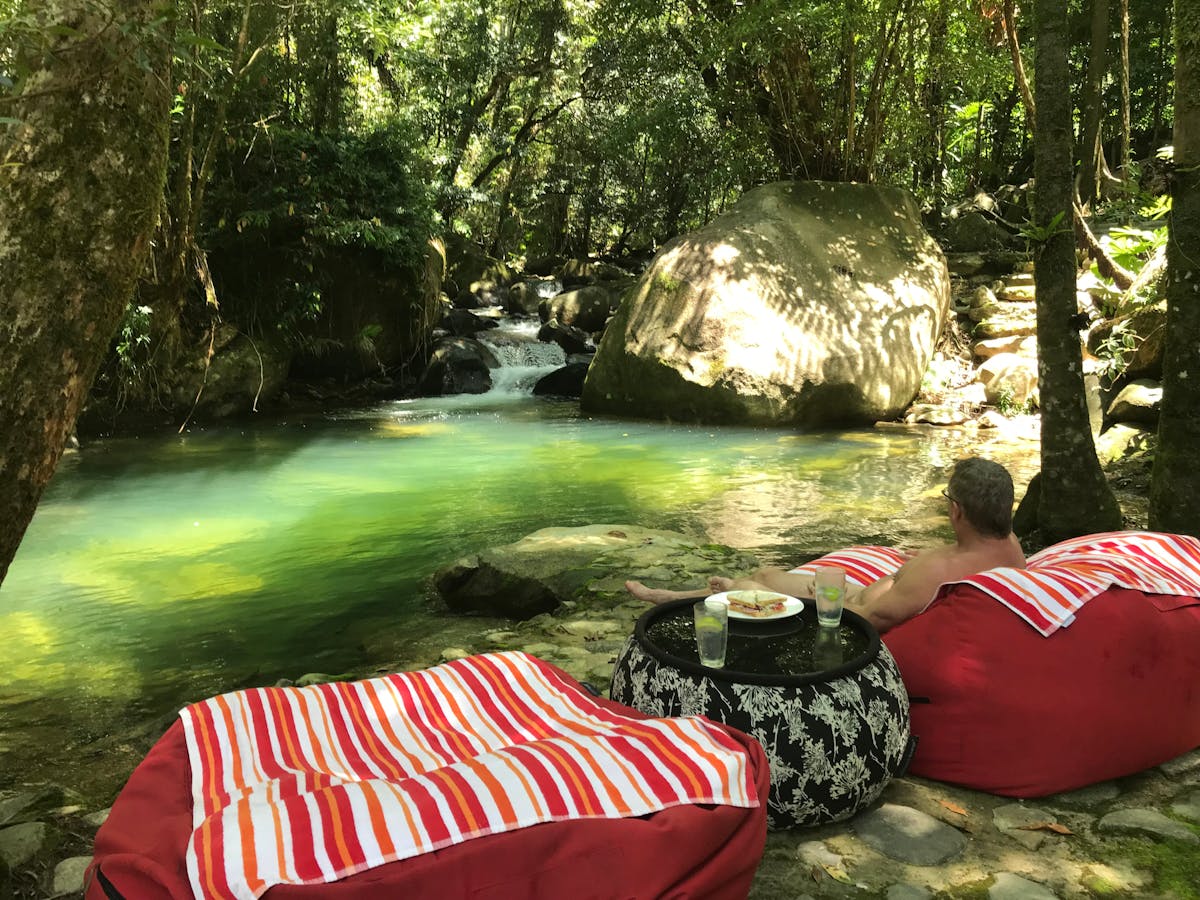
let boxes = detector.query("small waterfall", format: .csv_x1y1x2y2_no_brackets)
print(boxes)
477,317,567,395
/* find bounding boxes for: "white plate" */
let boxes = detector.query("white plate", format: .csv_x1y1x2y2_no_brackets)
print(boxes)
707,591,804,621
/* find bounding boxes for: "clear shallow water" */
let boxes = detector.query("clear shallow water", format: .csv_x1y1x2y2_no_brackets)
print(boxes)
0,391,1039,798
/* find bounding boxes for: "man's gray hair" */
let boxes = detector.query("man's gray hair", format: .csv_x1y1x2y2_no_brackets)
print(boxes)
947,457,1014,538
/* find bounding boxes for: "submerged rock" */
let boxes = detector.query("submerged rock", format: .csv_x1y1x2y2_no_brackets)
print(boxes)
433,524,757,619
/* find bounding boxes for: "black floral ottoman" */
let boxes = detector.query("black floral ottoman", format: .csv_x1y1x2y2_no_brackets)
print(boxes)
610,599,912,829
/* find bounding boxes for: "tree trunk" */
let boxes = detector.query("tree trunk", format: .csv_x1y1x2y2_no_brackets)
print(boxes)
1078,0,1111,206
1119,0,1131,179
1149,0,1200,535
1004,1,1133,290
1032,0,1123,543
0,0,173,586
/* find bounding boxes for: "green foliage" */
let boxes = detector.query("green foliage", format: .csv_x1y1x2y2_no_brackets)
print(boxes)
1102,225,1168,273
1092,320,1141,388
203,123,434,341
1020,210,1071,244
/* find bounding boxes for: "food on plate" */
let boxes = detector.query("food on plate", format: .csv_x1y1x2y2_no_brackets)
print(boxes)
725,590,789,618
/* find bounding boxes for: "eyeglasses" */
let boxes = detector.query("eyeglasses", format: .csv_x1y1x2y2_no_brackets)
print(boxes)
941,489,957,504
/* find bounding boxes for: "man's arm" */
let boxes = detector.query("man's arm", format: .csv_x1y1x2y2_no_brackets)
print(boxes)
847,552,948,633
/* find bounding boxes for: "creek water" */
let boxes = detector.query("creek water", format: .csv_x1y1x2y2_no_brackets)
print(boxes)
0,341,1040,800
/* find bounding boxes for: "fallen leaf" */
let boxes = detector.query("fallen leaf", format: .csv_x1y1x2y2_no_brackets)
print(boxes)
822,864,853,884
939,799,969,816
809,865,822,882
1017,821,1074,835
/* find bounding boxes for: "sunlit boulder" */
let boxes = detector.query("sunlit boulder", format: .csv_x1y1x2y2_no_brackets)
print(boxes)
581,181,951,427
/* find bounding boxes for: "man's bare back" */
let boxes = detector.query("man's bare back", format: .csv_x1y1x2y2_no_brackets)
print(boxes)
851,532,1025,631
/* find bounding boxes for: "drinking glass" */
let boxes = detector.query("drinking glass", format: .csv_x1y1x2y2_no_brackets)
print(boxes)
693,598,729,668
814,566,845,628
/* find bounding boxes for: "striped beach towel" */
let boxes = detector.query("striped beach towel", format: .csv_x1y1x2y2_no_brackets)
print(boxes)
791,533,1200,637
949,531,1200,636
788,546,910,588
178,652,758,900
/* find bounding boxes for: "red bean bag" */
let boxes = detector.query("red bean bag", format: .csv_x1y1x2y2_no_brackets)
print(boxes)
883,584,1200,796
87,666,768,900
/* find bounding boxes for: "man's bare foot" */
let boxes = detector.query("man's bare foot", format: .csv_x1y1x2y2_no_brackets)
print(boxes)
624,580,708,604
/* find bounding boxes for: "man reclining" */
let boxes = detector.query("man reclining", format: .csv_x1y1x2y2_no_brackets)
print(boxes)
626,457,1026,633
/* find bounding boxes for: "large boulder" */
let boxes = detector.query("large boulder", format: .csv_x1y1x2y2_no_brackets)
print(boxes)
581,181,950,426
539,284,625,333
417,338,497,396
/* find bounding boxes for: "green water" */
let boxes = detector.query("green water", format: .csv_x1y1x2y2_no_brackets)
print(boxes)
0,391,1039,799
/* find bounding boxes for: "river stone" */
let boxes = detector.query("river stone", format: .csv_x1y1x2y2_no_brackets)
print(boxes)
904,403,969,426
1106,378,1162,426
532,362,590,399
1045,781,1119,807
972,313,1036,340
973,335,1036,360
1097,808,1200,843
51,856,92,897
1171,790,1200,822
796,840,843,869
0,822,48,870
582,181,950,427
976,353,1038,409
1094,423,1156,464
539,285,622,333
992,803,1056,850
853,803,966,865
1160,747,1200,777
434,525,757,619
417,337,495,396
83,807,112,828
0,790,51,827
989,872,1059,900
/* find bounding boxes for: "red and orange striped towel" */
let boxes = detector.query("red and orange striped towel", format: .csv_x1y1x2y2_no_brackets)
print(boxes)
789,546,910,588
179,651,758,900
951,531,1200,635
792,533,1200,637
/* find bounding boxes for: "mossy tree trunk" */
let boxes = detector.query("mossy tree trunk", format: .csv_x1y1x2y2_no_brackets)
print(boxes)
0,0,174,586
1149,0,1200,535
1032,0,1123,543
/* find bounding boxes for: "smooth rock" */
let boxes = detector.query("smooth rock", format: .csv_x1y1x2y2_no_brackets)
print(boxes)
1170,790,1200,822
905,403,969,426
1097,808,1200,843
582,181,951,427
295,673,335,687
556,620,619,638
887,885,932,900
989,872,1059,899
1094,423,1155,464
1160,748,1200,778
854,803,966,865
51,856,92,897
83,808,111,828
1105,378,1161,426
439,648,470,662
0,821,48,870
1046,781,1119,807
519,642,559,656
976,352,1038,409
973,335,1036,360
992,803,1057,850
0,792,39,828
796,840,843,868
